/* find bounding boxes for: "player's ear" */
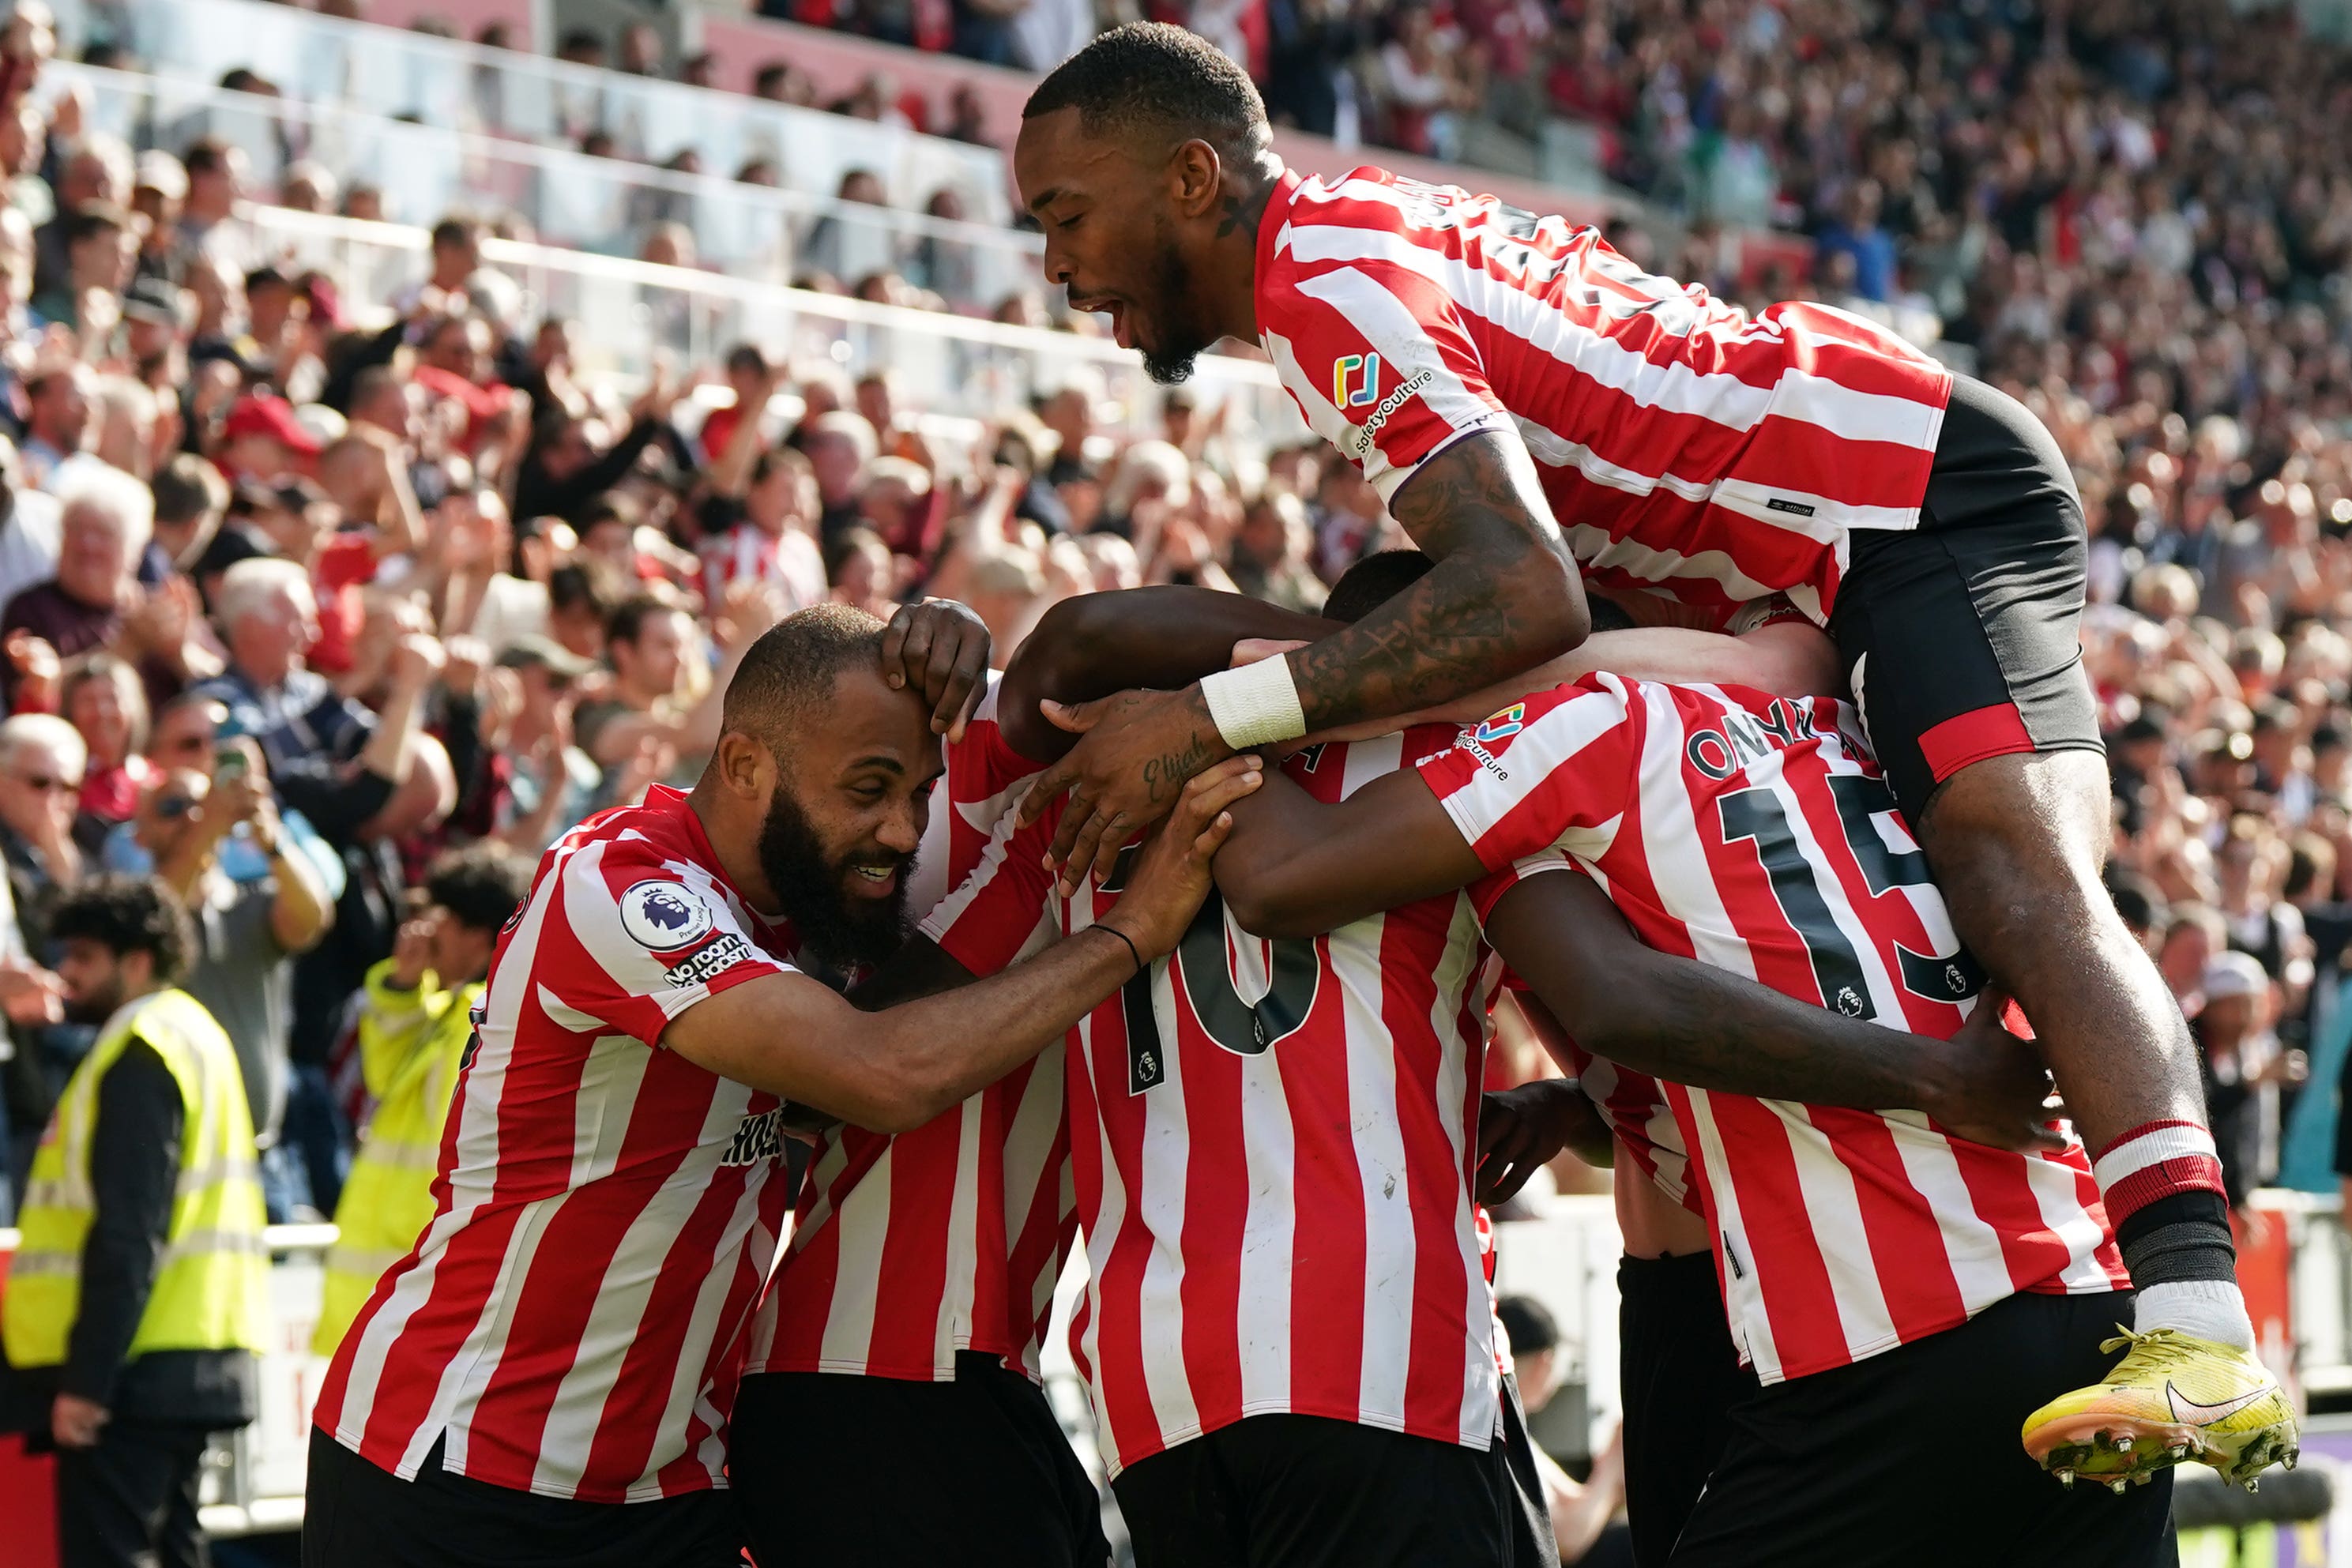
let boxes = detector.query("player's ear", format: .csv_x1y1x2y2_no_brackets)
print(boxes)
1169,137,1222,217
713,729,771,802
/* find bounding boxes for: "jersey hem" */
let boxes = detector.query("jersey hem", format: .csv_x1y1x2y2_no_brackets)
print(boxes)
1746,1278,2123,1387
1098,1394,1498,1480
332,1423,728,1505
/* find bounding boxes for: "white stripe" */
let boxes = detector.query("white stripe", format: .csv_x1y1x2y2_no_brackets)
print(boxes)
1133,949,1201,1455
334,833,581,1465
1431,679,1635,855
1884,1119,2021,1318
2023,1153,2124,1292
2092,1123,2217,1187
934,1098,985,1369
818,1142,891,1367
627,1130,776,1498
1426,892,1500,1449
1776,1108,1899,1360
1232,964,1296,1420
1331,909,1415,1429
1071,998,1128,1468
999,1039,1069,1376
1678,1086,1778,1379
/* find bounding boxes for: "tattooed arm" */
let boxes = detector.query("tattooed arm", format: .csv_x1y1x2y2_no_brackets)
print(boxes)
1020,430,1587,889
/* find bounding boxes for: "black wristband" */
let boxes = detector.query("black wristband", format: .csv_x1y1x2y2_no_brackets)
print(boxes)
1098,923,1144,979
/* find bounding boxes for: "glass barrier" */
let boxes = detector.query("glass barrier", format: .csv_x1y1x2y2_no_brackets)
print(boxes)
51,0,1014,225
51,62,1044,310
240,205,1304,449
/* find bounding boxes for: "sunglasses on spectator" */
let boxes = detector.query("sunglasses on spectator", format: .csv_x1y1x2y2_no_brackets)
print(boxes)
13,773,81,795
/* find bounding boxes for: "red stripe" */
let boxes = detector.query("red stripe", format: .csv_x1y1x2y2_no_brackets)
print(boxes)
2103,1155,2230,1225
1171,962,1248,1438
1917,703,2035,784
1816,1107,1967,1334
864,1110,961,1372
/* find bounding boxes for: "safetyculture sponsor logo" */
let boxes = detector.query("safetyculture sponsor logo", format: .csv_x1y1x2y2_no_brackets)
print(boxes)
1345,370,1435,458
1334,352,1381,408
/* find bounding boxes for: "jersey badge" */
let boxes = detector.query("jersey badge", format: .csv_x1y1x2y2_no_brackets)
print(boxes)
619,880,717,951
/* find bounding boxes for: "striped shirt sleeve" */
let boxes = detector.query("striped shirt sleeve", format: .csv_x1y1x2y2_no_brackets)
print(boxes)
920,797,1058,979
548,839,794,1049
1260,248,1511,503
1413,679,1644,871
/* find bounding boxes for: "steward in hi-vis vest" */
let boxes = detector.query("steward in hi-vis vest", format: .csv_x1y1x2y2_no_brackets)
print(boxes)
1,876,264,1568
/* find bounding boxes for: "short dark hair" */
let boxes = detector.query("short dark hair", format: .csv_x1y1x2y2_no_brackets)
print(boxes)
723,604,887,751
431,216,483,252
180,137,232,179
1323,548,1436,625
605,592,677,649
1495,1295,1560,1358
243,263,290,297
150,453,228,529
63,200,130,246
724,342,770,377
1024,22,1270,162
548,561,617,620
426,843,534,934
51,875,195,984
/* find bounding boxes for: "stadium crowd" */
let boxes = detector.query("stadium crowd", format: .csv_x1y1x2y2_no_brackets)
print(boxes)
0,0,2339,1555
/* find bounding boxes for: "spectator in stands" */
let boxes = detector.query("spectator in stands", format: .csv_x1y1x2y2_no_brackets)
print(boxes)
29,200,135,336
393,216,488,318
126,152,184,286
0,439,61,610
573,592,689,775
511,372,688,525
801,408,876,540
0,709,87,1192
2198,951,2301,1210
174,137,253,276
544,559,617,663
485,635,601,849
616,20,664,77
0,875,264,1568
16,362,91,487
314,841,529,1352
60,652,149,854
30,133,128,299
134,743,333,1220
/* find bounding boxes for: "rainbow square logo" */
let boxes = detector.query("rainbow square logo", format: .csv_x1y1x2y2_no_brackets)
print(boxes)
1473,702,1526,744
1333,352,1381,408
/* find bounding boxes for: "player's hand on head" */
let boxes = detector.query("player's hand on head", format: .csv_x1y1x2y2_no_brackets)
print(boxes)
1477,1078,1611,1202
1098,754,1263,961
1024,685,1231,897
1931,988,2066,1154
881,597,992,742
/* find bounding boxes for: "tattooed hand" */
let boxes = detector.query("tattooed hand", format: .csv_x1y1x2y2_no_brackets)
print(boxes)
1018,685,1232,895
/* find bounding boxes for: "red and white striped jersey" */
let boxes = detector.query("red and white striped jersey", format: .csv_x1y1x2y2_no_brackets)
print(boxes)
314,787,801,1502
1559,1038,1698,1216
1256,167,1954,627
925,728,1515,1476
746,675,1074,1383
1419,678,2128,1384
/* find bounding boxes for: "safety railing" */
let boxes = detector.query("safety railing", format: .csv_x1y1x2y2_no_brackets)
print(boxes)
49,62,1043,307
235,205,1300,448
51,0,1012,223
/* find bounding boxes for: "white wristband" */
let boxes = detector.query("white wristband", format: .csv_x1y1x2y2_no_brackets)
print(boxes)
1200,657,1308,750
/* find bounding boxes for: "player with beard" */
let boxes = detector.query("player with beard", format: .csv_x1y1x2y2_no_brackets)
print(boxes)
862,571,2056,1568
1007,23,2287,1480
302,604,1255,1568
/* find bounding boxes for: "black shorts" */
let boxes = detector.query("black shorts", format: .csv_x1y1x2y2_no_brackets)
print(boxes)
730,1352,1108,1568
1616,1251,1751,1568
1831,374,2102,830
1110,1412,1526,1568
301,1428,744,1568
1667,1289,2175,1568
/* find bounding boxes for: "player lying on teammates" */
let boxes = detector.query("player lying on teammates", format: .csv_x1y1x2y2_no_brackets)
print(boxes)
1005,24,2281,1476
823,574,2062,1568
300,606,1248,1568
1184,558,2294,1564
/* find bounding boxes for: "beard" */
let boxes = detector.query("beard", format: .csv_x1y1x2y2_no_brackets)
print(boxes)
756,784,913,974
62,972,124,1027
1138,221,1218,386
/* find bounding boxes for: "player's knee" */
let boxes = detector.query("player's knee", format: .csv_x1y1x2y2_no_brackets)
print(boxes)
1919,748,2107,867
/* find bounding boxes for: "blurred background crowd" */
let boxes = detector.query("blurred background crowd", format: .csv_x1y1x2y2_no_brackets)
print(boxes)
0,0,2350,1266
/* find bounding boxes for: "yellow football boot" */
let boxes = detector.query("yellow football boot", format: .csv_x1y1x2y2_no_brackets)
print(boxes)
2021,1326,2299,1493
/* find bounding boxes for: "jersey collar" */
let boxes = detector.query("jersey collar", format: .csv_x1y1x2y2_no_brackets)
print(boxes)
1255,166,1304,291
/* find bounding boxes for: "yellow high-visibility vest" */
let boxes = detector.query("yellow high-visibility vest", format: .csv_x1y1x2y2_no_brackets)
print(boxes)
313,961,481,1356
4,988,267,1369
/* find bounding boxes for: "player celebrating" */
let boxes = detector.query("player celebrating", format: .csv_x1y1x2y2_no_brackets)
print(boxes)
1007,21,2286,1479
875,576,2060,1567
732,641,1103,1568
299,605,1251,1568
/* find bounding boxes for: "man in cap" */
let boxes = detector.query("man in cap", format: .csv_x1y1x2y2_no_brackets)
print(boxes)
215,393,323,483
